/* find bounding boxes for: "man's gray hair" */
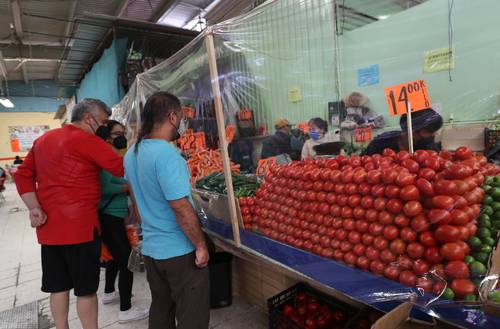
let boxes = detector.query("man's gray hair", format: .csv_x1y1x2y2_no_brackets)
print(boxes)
70,98,111,123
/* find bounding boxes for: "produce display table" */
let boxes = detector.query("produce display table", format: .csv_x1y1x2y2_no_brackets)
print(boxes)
204,218,500,329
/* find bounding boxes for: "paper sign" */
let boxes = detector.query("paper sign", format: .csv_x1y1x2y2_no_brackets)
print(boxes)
424,47,454,73
357,64,379,87
194,132,206,149
288,86,302,103
354,127,372,142
225,125,236,143
384,80,431,116
256,157,277,176
10,139,20,152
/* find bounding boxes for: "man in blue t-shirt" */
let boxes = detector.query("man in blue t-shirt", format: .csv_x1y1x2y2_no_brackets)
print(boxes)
124,92,209,329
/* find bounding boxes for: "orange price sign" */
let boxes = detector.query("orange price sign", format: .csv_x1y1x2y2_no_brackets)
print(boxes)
384,80,431,116
297,122,310,133
194,132,206,149
226,125,236,143
354,127,372,143
256,157,276,176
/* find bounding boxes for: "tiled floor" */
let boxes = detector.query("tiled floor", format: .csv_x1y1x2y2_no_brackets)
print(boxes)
0,184,267,329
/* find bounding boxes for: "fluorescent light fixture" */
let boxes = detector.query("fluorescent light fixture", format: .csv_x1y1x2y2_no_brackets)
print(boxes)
378,15,389,20
0,98,14,108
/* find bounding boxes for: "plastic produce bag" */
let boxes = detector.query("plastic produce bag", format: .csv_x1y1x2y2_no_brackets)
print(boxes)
128,242,145,273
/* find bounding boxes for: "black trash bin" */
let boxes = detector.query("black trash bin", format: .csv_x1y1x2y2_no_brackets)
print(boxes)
209,252,233,308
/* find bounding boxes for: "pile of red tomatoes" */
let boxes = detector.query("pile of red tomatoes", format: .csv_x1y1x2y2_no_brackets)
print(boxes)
247,147,500,298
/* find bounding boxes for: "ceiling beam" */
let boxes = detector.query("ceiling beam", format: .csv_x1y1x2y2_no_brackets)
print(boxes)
1,45,67,60
150,0,180,23
0,51,8,79
10,0,24,40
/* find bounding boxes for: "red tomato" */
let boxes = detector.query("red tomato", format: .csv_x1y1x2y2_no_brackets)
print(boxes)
353,170,367,184
348,195,362,208
395,214,410,228
361,196,374,209
365,209,379,222
359,183,372,196
387,199,404,214
407,242,425,259
399,270,417,287
355,220,369,233
356,256,371,271
344,252,357,266
419,231,437,247
403,200,423,217
362,234,375,246
337,195,348,206
432,195,455,210
383,148,397,158
416,277,433,293
435,225,461,243
326,193,337,205
400,185,419,201
440,242,466,261
369,222,384,236
316,191,327,203
365,246,380,261
382,169,398,184
456,240,471,255
370,260,385,275
367,170,382,184
397,255,414,270
449,209,469,226
423,157,441,171
371,184,386,198
380,249,396,264
452,196,468,209
402,159,419,173
413,259,430,275
396,173,416,188
348,231,361,244
343,218,355,231
400,227,417,242
383,225,399,240
428,209,452,225
435,180,458,196
450,279,476,298
378,211,394,225
353,243,366,256
455,146,473,160
416,178,434,197
445,261,470,279
373,198,387,211
330,205,341,217
385,185,401,199
373,236,389,250
419,168,437,181
433,281,447,295
390,239,407,255
384,265,401,281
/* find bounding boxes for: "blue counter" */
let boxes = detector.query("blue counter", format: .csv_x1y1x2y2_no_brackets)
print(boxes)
205,218,500,329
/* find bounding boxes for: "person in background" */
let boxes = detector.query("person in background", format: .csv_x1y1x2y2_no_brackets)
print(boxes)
124,92,209,329
261,118,294,159
363,108,443,156
98,120,148,323
14,99,124,329
302,118,340,159
13,155,23,165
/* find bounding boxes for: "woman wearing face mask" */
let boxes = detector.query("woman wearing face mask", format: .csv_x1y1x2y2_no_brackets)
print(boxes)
301,117,340,159
98,120,149,323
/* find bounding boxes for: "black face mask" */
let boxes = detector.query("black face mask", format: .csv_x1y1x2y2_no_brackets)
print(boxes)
113,135,128,149
92,117,110,140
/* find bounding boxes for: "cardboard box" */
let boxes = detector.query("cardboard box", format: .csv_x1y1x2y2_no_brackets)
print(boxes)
371,300,436,329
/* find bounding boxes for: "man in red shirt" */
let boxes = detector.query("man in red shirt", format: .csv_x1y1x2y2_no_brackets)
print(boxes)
15,98,124,329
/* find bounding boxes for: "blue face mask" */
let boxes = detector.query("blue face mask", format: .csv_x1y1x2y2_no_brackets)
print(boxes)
309,130,322,141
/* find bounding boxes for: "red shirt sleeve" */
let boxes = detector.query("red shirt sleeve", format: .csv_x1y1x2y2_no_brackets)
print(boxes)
81,136,124,177
15,147,37,195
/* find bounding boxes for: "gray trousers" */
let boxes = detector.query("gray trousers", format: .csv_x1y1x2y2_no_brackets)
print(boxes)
145,252,210,329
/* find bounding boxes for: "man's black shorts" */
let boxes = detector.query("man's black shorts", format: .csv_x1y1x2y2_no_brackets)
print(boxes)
41,237,101,296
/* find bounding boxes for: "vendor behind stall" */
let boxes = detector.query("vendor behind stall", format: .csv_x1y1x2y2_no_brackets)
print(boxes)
261,118,294,159
302,118,340,159
363,108,442,155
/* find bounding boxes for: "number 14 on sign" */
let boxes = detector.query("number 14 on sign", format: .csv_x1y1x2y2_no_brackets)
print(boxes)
385,80,431,116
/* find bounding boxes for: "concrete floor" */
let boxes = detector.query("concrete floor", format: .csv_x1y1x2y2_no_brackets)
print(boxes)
0,183,267,329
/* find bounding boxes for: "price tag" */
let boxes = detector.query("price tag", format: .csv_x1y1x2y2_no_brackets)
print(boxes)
354,127,372,143
182,106,195,119
256,157,276,176
178,130,206,153
384,80,431,116
226,125,236,143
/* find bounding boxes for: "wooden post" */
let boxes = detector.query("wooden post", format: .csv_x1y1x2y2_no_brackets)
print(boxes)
205,32,241,247
407,101,414,154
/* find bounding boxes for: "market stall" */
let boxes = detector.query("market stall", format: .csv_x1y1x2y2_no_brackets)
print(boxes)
114,0,500,328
